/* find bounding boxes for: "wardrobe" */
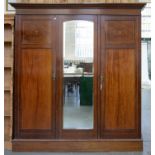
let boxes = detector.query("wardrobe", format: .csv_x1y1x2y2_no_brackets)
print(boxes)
11,2,145,151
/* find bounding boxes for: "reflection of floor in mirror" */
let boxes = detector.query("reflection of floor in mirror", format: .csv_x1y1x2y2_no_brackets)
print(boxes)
5,89,151,155
63,106,93,129
63,85,93,129
64,84,80,107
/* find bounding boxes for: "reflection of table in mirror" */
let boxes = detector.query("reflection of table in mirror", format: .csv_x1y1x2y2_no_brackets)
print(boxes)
64,73,93,77
63,73,93,87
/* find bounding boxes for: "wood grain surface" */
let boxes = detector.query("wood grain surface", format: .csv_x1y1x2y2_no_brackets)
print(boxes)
100,16,141,139
20,49,53,130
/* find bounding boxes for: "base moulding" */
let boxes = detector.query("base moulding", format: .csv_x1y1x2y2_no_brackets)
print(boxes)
12,139,143,152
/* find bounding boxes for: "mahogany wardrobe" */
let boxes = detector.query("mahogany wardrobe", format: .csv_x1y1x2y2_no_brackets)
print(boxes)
11,2,145,152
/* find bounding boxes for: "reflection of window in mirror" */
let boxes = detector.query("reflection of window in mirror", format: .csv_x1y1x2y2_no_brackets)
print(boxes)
63,20,94,129
63,20,93,62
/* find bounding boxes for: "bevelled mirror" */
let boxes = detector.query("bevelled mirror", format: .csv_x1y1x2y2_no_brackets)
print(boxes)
63,20,94,129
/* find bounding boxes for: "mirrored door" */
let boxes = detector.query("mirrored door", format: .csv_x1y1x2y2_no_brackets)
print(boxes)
63,20,94,129
57,16,98,139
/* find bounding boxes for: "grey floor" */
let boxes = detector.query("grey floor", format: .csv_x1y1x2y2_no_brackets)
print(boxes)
64,85,93,129
5,88,151,155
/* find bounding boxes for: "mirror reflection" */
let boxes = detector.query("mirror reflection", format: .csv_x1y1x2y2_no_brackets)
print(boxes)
63,20,94,129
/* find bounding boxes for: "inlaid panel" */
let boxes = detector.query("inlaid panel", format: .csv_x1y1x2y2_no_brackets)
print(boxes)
101,17,135,46
21,20,52,45
20,49,53,130
106,21,135,44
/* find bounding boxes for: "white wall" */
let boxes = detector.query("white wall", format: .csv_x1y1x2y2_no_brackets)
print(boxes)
142,41,151,88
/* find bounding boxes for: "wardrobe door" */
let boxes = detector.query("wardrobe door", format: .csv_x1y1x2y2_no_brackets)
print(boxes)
56,15,98,139
100,16,141,138
13,15,56,139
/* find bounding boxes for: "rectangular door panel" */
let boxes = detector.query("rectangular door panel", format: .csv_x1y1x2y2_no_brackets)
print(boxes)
104,49,135,129
104,21,135,45
16,49,56,139
20,15,55,47
20,49,53,130
21,20,52,45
